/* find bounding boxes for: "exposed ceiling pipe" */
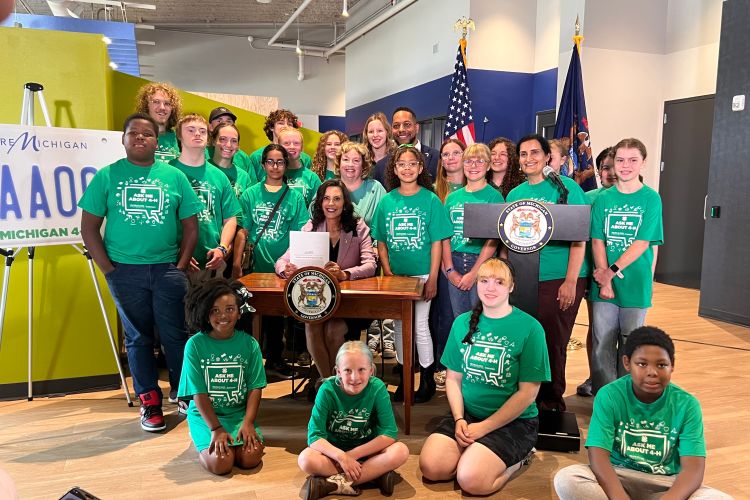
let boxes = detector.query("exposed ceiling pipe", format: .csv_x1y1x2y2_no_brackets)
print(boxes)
267,0,315,46
324,0,417,58
46,0,85,17
297,53,305,81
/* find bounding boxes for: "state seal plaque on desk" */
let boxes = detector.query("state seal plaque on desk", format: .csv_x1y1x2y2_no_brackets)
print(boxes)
283,267,341,323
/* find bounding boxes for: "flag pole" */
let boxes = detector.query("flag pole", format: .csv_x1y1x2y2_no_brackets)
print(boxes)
453,16,475,66
574,15,584,53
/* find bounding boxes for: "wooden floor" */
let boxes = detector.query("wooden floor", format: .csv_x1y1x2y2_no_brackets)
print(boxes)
1,283,748,499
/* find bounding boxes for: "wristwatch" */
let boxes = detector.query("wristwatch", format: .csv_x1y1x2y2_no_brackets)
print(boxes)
609,263,624,279
445,267,455,274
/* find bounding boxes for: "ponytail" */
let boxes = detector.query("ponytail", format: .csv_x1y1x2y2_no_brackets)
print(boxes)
462,301,484,345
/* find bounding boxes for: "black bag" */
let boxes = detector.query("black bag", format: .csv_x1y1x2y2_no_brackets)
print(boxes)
241,186,288,274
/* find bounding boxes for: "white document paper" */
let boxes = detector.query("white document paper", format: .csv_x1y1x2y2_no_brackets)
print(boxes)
290,231,330,268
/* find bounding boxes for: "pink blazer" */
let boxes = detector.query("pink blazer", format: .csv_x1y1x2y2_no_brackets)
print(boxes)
275,219,377,280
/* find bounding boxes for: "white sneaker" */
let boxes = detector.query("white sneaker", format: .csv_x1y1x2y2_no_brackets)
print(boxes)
381,339,396,359
434,369,447,390
367,335,381,354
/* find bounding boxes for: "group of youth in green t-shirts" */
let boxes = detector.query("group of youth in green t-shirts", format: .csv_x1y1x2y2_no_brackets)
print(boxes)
77,85,728,498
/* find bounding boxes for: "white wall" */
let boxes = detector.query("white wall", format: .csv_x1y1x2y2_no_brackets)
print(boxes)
345,0,470,110
469,0,537,73
142,29,345,116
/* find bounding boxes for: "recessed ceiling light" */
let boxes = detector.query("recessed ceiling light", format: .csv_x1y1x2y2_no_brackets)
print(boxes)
256,0,271,4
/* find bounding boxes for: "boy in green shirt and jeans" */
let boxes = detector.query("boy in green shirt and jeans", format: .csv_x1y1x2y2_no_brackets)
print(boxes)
554,326,730,499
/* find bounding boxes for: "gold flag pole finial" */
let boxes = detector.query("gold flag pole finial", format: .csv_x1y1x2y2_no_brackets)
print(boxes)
573,15,584,52
453,17,475,65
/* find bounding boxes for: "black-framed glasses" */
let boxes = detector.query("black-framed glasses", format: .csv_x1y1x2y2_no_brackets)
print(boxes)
264,159,286,168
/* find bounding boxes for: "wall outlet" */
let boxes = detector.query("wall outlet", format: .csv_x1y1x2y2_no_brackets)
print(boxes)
732,94,745,111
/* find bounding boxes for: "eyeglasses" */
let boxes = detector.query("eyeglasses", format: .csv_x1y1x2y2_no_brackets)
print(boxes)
464,159,487,166
148,99,172,108
441,151,463,159
264,159,286,168
395,161,420,169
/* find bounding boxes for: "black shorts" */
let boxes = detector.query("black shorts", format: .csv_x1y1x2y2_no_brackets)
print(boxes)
433,412,538,467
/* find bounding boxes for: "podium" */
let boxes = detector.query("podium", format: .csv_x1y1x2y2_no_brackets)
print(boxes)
464,201,590,452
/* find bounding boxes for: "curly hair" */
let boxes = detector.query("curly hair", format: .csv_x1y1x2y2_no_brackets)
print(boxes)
335,141,372,180
384,146,434,192
184,278,246,335
312,130,348,181
122,113,158,136
462,258,516,344
623,326,675,364
133,82,182,132
361,112,396,161
310,179,359,234
435,138,466,203
263,109,300,142
487,137,524,198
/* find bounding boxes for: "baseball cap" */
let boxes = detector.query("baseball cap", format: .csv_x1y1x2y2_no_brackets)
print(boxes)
209,107,237,123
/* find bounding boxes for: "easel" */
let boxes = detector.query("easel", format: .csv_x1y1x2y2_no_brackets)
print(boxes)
0,82,133,406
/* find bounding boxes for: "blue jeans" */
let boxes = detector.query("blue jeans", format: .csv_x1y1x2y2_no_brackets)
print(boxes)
105,262,189,401
591,301,648,393
433,270,454,370
447,252,480,317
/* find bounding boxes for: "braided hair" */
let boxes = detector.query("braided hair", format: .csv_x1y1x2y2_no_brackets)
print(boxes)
461,257,516,345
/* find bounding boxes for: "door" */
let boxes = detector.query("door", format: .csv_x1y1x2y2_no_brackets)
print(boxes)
655,96,714,289
699,0,750,326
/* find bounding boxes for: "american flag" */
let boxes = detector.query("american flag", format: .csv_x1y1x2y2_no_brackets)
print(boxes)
443,42,475,146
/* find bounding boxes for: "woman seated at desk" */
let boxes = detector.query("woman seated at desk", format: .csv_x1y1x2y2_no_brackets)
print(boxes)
276,179,377,396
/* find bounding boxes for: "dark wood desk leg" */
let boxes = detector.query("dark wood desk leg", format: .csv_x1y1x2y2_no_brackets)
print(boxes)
402,299,414,435
252,313,262,342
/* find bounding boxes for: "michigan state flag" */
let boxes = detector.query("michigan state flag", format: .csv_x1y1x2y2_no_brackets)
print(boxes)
553,43,597,192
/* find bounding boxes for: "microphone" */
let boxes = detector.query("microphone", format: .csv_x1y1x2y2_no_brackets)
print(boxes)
543,165,569,204
542,165,561,182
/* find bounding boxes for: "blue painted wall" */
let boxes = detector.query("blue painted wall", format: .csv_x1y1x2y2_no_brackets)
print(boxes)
346,67,557,145
2,14,139,76
319,115,346,134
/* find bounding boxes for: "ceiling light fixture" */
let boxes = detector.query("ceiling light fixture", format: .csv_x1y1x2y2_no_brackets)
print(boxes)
341,0,349,18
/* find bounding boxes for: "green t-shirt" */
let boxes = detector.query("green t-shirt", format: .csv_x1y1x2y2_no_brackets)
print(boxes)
586,374,706,476
208,159,256,199
445,184,504,254
178,331,266,452
249,146,313,183
77,158,202,264
350,178,386,229
308,376,398,451
324,169,336,180
205,147,255,176
286,166,323,208
371,187,453,276
590,185,663,308
583,187,609,277
155,130,180,163
170,160,241,267
506,176,590,281
441,308,550,420
238,183,309,273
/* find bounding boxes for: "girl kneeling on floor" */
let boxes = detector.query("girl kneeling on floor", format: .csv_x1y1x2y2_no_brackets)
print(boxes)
298,341,409,499
419,258,551,495
178,278,265,475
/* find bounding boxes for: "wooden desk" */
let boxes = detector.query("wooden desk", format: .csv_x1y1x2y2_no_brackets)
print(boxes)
238,273,424,435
